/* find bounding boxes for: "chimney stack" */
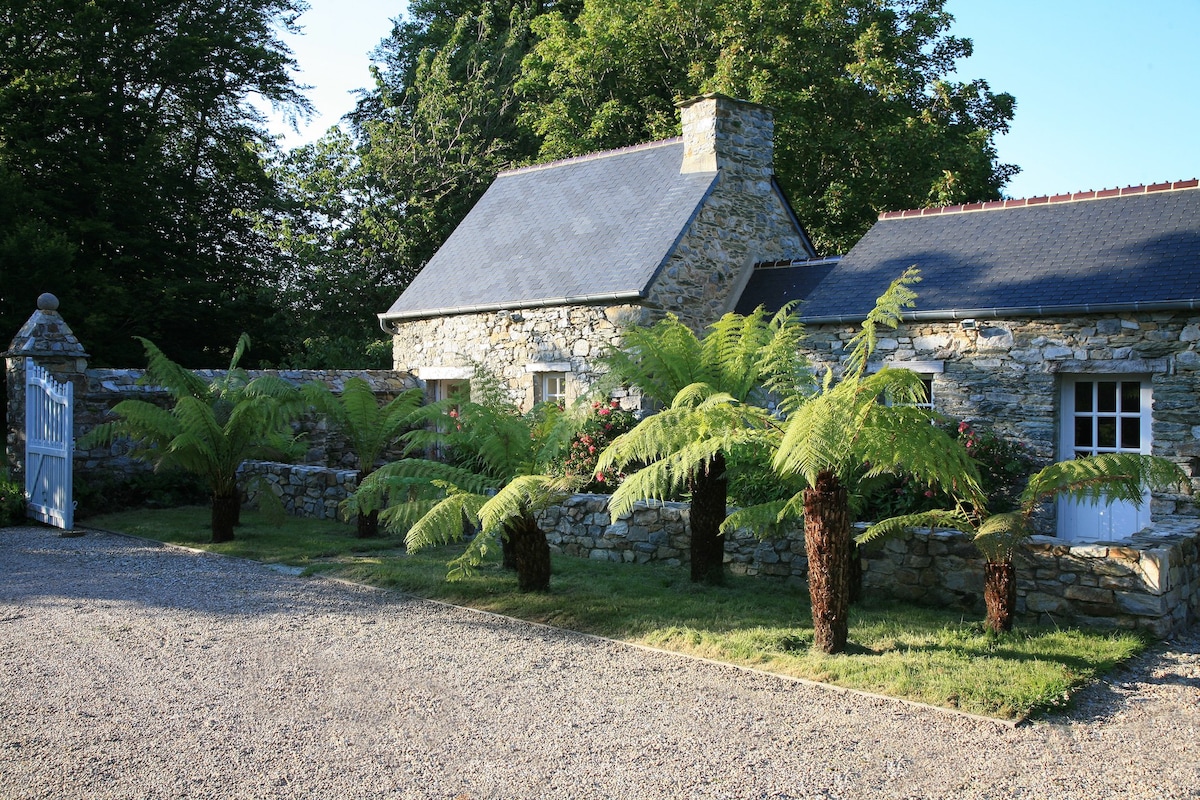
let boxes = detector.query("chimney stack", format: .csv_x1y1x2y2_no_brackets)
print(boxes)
678,94,774,179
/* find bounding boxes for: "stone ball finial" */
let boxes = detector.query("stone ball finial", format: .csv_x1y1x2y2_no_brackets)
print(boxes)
37,293,59,312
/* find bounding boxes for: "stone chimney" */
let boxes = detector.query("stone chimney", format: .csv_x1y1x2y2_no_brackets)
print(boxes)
678,94,774,179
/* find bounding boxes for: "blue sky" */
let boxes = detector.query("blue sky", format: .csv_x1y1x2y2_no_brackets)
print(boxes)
268,0,1200,200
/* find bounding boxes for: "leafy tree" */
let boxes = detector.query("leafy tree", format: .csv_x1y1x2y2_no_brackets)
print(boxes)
257,128,398,367
730,269,981,653
348,0,550,288
79,335,305,542
0,0,309,369
596,306,811,584
349,378,577,590
302,377,424,537
864,454,1189,633
516,0,1016,253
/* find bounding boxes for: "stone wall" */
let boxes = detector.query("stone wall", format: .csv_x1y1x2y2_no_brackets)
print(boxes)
238,461,359,521
74,368,417,483
540,493,1199,637
803,311,1200,524
389,304,647,411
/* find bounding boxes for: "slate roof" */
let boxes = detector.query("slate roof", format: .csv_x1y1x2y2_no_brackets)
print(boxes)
381,139,718,321
736,181,1200,322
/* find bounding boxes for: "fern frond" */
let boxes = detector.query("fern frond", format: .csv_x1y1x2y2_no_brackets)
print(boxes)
856,405,983,502
721,499,792,538
404,491,489,553
607,458,683,519
477,475,565,536
842,267,920,380
1020,453,1188,512
857,509,976,545
359,458,497,498
601,315,704,405
135,337,210,400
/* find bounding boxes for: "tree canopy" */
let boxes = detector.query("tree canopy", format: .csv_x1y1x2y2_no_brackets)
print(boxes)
516,0,1017,253
0,0,309,367
0,0,1018,374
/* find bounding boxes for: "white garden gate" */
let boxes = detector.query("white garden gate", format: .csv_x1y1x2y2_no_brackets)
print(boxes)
25,358,74,530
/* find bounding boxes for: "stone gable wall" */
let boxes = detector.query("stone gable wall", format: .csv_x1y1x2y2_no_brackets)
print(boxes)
649,100,808,332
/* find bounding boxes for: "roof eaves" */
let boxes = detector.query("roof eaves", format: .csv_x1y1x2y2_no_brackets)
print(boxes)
800,298,1200,325
379,290,647,326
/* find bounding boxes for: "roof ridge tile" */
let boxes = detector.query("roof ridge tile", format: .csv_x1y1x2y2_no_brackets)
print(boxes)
499,138,684,177
877,178,1200,220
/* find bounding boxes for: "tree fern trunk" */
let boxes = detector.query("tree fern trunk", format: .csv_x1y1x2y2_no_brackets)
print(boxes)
804,470,850,654
984,560,1016,633
848,539,863,604
211,493,238,543
355,469,380,538
356,509,380,539
504,512,550,592
688,453,728,585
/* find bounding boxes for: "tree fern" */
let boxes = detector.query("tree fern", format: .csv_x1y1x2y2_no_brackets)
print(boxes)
78,335,303,542
599,306,808,583
351,366,586,590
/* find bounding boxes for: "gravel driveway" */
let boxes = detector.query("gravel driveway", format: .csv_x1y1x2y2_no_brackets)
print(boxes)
1,525,1197,800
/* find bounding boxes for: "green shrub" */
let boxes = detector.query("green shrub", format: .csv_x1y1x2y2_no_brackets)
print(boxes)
0,474,24,526
727,441,797,508
74,470,210,519
857,418,1039,521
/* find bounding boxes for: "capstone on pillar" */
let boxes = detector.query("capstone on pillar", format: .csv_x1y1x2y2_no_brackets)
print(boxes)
3,293,90,483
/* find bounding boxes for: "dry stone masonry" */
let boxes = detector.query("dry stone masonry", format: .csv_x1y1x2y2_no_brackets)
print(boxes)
390,304,644,410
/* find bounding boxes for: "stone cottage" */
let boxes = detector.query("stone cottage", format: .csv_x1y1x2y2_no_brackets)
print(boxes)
378,94,816,409
380,91,1200,631
737,180,1200,543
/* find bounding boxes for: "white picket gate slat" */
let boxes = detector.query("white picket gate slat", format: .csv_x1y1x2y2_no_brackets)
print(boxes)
25,358,74,530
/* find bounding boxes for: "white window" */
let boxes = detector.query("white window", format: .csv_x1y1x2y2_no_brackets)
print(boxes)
1057,376,1152,541
526,362,571,408
872,361,941,411
1064,378,1149,458
535,372,567,405
430,379,468,405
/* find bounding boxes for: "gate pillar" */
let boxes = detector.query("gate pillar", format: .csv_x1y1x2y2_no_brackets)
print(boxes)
3,294,89,486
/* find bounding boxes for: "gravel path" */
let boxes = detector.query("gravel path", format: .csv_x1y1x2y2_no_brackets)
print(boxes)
1,526,1197,800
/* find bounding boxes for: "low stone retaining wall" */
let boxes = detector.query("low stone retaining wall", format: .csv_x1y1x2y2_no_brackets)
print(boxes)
238,461,358,521
227,470,1200,638
537,493,1199,638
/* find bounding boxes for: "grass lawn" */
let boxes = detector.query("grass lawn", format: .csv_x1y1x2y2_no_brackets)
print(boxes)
87,506,1146,721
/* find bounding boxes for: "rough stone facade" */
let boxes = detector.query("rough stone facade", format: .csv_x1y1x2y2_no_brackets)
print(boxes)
803,311,1200,527
238,461,359,521
644,97,807,333
389,304,645,410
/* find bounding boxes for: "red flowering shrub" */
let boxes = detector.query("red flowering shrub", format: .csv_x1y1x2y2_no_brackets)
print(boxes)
556,400,638,493
857,418,1039,520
